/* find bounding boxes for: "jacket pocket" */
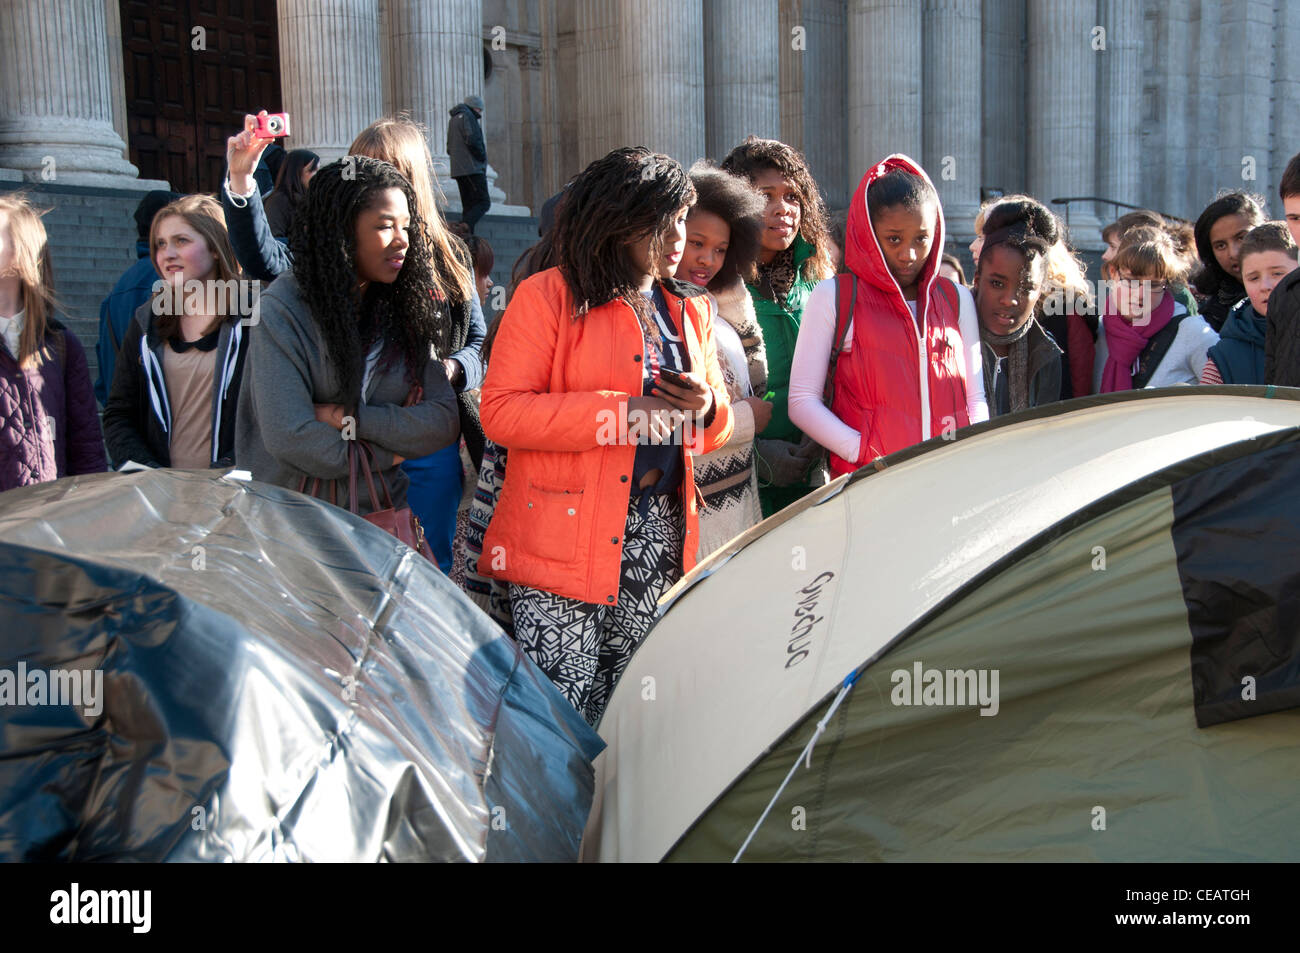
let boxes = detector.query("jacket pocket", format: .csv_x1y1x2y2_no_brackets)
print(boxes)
523,479,586,563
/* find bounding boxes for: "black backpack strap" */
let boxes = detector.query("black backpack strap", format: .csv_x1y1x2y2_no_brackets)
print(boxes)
1132,312,1188,389
824,274,856,406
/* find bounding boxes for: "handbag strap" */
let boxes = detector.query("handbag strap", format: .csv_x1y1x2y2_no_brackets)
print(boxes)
824,273,857,407
348,440,396,514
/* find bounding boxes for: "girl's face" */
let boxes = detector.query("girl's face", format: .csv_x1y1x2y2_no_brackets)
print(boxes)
873,201,937,292
938,261,962,285
353,188,410,289
974,245,1044,336
968,231,984,266
626,205,690,280
153,215,219,284
751,168,801,257
475,268,492,306
300,162,318,188
1208,212,1254,280
1111,269,1167,322
677,209,730,288
1102,235,1120,263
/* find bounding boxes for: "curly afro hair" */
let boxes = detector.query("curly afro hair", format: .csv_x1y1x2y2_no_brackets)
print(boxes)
686,161,765,290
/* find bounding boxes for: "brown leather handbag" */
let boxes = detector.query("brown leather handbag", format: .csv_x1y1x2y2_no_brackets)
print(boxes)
297,440,433,564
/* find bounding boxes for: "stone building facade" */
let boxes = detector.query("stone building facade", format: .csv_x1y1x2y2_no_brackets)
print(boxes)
0,0,1297,369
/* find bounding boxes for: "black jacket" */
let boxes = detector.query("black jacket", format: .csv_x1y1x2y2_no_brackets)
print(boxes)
103,303,250,469
979,320,1063,417
1265,268,1300,385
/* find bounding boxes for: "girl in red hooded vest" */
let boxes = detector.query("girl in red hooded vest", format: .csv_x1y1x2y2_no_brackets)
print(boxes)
788,155,987,476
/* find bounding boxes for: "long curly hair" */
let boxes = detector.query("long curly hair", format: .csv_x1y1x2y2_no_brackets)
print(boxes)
289,156,448,410
687,161,765,291
551,146,696,335
1192,190,1266,297
719,136,835,284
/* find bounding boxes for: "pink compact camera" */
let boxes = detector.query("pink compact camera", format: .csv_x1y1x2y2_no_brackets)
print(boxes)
253,112,291,139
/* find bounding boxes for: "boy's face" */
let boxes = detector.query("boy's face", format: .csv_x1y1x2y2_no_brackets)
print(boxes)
1241,249,1299,316
1284,194,1300,247
974,244,1044,336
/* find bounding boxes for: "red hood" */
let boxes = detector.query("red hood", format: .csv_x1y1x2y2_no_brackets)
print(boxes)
844,154,946,324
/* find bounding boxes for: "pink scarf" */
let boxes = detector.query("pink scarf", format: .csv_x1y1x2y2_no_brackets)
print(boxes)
1100,291,1175,393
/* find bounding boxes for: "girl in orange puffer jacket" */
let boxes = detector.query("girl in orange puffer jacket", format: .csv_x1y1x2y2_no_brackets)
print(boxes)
479,148,734,726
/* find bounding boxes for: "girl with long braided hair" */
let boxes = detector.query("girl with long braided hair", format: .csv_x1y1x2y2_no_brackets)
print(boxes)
224,113,485,572
234,156,459,514
478,147,736,726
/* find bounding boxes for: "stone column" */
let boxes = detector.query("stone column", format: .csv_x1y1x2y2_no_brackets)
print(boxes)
1144,3,1192,218
278,0,382,164
799,0,849,209
923,0,982,248
574,0,621,170
981,0,1025,196
1026,0,1101,245
1096,0,1143,216
704,0,780,160
848,0,922,182
1217,0,1274,206
1273,0,1300,206
383,0,477,197
0,0,159,187
617,0,706,165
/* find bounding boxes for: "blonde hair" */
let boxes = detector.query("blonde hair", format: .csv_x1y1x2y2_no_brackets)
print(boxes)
348,117,474,302
0,193,60,369
148,194,242,340
1111,225,1193,285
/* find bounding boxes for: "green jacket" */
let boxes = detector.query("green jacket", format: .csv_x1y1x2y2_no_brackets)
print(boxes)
746,234,823,443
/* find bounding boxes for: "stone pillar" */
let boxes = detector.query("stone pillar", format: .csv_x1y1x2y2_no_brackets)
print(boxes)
1273,0,1300,206
1144,3,1192,218
778,0,803,151
1026,0,1101,245
104,0,130,163
704,0,780,160
0,0,159,187
848,0,922,182
1217,0,1274,205
923,0,982,248
799,0,849,209
573,0,621,170
617,0,706,165
981,0,1025,196
1096,0,1143,217
278,0,383,164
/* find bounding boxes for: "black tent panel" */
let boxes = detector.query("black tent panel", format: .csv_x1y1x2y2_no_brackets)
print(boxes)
1171,442,1300,727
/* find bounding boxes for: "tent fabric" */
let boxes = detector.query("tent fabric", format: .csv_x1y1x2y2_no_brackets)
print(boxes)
582,388,1300,862
668,483,1300,861
0,469,603,862
1171,441,1300,727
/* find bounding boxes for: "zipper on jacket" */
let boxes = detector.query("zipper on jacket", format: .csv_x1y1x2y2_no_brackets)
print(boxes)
141,333,172,436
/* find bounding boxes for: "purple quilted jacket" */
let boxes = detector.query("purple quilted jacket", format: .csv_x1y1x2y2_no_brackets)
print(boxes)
0,321,108,492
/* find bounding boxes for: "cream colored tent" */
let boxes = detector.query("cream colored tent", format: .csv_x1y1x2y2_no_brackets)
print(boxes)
583,388,1300,862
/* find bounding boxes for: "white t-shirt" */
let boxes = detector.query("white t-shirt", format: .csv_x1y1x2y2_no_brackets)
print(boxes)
788,278,988,464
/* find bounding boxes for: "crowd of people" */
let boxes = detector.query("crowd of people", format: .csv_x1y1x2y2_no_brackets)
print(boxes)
2,108,1299,726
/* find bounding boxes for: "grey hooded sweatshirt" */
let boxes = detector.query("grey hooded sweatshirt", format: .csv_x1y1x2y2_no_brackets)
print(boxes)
235,272,460,515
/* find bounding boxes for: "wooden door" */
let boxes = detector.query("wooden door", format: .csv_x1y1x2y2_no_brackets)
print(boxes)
120,0,282,194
